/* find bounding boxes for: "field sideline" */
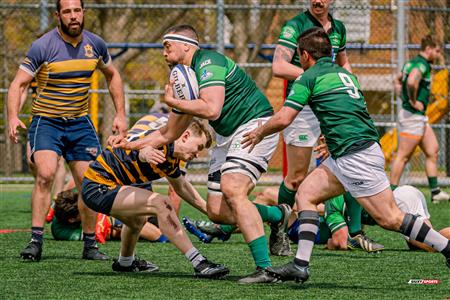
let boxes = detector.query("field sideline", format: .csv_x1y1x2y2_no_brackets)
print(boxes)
0,184,449,299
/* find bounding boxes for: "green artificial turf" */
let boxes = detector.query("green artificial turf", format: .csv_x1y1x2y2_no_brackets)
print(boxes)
0,184,449,299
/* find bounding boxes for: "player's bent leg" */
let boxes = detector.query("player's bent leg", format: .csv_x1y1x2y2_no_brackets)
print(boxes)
111,187,230,278
358,188,450,267
70,160,108,260
390,134,421,186
420,125,450,202
21,150,59,262
269,164,345,283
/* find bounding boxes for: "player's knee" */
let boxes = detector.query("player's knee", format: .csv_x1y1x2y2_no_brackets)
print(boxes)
35,169,56,187
153,197,173,216
285,175,305,191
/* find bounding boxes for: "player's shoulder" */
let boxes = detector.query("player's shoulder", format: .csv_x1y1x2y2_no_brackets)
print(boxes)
82,30,108,47
194,49,227,69
282,11,309,29
332,17,347,33
30,28,58,49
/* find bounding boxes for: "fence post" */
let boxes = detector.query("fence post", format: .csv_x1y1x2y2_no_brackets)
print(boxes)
216,0,225,54
40,0,49,33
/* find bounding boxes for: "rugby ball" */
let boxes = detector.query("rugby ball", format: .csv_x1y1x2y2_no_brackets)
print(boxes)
169,64,199,100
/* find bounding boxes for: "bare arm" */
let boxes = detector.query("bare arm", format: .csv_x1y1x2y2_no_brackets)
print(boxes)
336,51,352,73
272,45,303,80
241,106,299,152
100,64,127,137
406,68,424,111
166,175,207,215
164,83,224,120
326,226,349,250
7,69,34,143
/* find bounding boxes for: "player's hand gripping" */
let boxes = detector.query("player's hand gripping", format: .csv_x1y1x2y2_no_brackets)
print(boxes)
8,116,27,143
314,135,329,161
112,114,127,138
164,81,178,108
138,146,166,164
241,121,264,153
107,134,127,148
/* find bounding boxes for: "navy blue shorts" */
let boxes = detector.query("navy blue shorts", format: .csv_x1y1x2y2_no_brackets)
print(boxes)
81,179,153,215
28,115,101,162
81,178,121,215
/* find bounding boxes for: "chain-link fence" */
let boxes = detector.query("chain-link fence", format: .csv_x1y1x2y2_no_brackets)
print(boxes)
0,0,449,186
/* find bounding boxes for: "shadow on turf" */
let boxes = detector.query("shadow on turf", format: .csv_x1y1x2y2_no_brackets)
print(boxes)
73,271,242,282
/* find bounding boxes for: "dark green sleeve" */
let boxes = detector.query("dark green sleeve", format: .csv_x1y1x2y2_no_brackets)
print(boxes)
284,74,313,110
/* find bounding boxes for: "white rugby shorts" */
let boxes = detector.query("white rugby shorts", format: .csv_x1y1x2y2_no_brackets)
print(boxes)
207,117,279,194
283,105,321,147
398,108,428,138
322,142,390,198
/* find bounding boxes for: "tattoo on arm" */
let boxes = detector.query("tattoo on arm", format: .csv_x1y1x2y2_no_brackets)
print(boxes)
274,46,295,63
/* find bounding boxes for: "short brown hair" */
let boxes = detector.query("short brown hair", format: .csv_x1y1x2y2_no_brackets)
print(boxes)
420,35,438,51
297,27,332,60
54,190,79,223
188,119,212,149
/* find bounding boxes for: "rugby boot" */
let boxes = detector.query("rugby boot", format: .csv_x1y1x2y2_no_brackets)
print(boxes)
347,233,385,253
194,259,229,279
20,239,42,262
112,258,159,272
82,246,110,260
432,190,450,203
267,262,310,283
269,204,292,256
237,267,279,284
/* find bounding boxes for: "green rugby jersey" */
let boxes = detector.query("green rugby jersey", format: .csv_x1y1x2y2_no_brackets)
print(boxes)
190,49,273,137
285,57,379,159
400,55,431,115
278,10,347,95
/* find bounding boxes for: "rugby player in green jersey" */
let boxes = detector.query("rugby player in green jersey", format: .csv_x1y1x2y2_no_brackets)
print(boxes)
121,24,290,284
390,35,449,203
271,0,380,255
242,28,450,283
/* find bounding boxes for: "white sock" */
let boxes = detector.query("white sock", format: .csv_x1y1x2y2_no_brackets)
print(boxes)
185,247,205,268
118,255,135,267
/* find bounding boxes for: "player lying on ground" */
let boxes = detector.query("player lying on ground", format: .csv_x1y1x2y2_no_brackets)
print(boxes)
184,187,385,253
82,119,229,278
241,28,450,284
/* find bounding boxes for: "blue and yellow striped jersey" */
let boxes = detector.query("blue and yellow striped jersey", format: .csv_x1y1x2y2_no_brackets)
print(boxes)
84,113,182,188
20,28,111,118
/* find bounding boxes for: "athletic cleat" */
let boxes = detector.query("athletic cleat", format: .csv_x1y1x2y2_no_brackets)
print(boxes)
269,204,292,256
347,233,385,253
432,190,450,203
194,259,229,279
237,267,279,284
267,262,310,283
112,258,159,272
20,239,42,262
82,246,110,260
182,217,214,243
194,220,232,242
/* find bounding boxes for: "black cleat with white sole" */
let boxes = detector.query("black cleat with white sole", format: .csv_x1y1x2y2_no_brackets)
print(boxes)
194,259,229,279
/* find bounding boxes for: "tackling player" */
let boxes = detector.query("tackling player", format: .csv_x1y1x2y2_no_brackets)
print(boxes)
82,118,229,278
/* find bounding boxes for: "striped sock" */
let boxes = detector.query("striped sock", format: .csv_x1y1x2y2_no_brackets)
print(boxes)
400,213,450,257
185,247,206,268
294,210,319,267
31,226,44,243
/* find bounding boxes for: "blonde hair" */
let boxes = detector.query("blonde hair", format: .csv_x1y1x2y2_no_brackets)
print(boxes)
188,119,212,149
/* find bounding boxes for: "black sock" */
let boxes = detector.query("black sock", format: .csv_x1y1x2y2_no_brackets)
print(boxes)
83,232,96,248
31,227,44,243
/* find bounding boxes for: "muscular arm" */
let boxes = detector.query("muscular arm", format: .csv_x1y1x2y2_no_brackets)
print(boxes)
166,175,207,215
406,68,424,111
165,84,224,120
272,45,303,80
7,69,34,142
336,51,352,73
101,64,127,136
